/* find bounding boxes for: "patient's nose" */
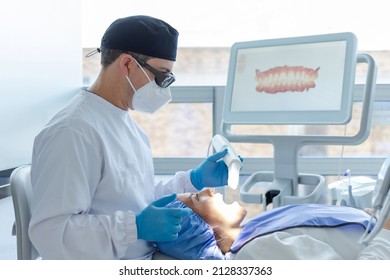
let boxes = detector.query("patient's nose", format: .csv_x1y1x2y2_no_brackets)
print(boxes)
200,188,214,197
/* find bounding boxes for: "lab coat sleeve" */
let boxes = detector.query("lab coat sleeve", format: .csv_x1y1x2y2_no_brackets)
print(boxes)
29,126,137,259
356,230,390,259
154,170,198,199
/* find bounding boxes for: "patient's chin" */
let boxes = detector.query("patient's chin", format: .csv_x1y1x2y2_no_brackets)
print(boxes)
224,202,247,226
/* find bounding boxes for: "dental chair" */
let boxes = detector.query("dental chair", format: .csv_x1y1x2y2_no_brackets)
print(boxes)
10,164,39,260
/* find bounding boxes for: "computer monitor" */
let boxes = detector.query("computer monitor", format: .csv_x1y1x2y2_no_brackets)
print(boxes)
223,32,358,125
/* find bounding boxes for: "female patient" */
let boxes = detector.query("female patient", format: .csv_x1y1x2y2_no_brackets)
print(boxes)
156,189,390,260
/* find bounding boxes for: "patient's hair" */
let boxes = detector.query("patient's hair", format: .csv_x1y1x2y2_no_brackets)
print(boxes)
156,199,226,260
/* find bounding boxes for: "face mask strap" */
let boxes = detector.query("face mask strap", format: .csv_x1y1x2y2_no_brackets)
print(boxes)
125,75,136,92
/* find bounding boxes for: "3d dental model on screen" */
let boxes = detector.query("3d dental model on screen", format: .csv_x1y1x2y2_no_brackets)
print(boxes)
255,65,320,94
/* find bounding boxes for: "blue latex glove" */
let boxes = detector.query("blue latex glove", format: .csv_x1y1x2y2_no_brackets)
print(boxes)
190,149,229,190
136,194,192,242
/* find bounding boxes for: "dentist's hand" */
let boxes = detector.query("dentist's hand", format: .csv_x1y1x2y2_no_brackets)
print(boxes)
136,194,192,242
190,149,229,190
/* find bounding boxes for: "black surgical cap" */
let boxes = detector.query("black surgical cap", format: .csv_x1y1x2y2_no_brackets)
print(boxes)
100,15,179,61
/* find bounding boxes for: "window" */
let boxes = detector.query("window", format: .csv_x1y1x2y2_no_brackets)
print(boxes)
131,102,213,158
82,0,390,85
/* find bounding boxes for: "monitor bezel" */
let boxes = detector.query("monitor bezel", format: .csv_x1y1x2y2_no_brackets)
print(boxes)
223,32,358,125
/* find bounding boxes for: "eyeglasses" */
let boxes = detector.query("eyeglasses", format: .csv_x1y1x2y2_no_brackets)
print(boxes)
135,58,176,88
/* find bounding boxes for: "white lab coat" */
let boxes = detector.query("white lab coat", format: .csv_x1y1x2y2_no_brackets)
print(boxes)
29,90,197,260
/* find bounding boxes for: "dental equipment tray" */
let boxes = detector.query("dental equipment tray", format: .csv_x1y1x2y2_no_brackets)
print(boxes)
240,171,326,211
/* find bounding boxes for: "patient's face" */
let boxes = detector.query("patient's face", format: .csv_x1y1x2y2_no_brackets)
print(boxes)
177,189,247,229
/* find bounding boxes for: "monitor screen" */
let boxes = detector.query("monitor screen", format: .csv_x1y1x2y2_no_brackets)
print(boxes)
223,32,357,124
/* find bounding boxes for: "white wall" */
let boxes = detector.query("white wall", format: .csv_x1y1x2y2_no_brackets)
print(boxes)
0,0,82,170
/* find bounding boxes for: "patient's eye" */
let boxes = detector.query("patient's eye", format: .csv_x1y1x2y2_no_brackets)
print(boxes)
190,193,200,201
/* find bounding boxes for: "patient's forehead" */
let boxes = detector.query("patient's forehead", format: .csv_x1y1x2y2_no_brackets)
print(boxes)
176,193,199,211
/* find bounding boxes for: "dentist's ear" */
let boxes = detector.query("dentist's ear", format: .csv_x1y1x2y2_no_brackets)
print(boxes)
118,54,134,76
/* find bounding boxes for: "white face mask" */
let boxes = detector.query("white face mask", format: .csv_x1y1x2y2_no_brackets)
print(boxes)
126,60,172,113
